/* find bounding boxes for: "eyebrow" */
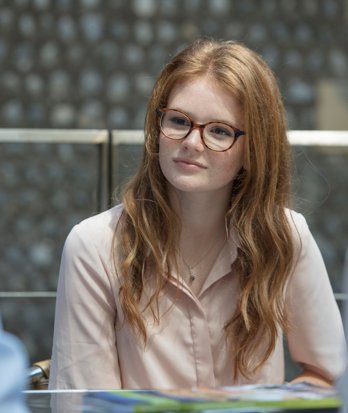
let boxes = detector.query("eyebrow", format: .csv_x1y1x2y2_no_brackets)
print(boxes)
170,107,239,127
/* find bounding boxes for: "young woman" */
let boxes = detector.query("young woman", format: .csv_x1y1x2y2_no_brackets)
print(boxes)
49,38,346,389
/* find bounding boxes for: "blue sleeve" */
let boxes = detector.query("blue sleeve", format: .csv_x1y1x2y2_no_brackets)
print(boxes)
0,323,30,413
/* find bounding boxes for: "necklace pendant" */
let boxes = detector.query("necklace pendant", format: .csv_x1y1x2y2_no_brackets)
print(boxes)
189,272,195,283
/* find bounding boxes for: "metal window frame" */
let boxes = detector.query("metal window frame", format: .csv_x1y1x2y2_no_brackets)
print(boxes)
0,128,111,212
112,129,348,146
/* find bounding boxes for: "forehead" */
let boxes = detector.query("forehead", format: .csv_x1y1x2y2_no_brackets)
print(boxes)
167,76,242,124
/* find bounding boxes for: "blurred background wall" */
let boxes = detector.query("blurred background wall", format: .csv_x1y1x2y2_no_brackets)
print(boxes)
0,0,347,380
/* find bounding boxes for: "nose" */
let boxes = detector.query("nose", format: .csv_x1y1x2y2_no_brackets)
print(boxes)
182,127,205,151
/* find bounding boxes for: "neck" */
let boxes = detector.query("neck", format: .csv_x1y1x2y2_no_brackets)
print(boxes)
169,188,231,235
168,188,230,289
168,188,230,274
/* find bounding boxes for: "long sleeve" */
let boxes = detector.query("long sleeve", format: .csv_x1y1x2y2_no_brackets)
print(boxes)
49,218,122,389
286,212,346,381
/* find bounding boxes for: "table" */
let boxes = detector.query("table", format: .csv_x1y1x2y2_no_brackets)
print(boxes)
25,390,84,413
25,389,341,413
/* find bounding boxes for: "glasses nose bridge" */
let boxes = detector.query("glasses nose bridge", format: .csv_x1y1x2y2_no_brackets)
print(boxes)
189,121,205,139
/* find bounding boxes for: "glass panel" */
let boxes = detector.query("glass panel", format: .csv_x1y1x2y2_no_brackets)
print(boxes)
292,145,348,293
0,142,99,291
0,298,55,364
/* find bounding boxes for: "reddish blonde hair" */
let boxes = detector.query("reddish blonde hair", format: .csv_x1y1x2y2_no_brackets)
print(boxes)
115,38,294,379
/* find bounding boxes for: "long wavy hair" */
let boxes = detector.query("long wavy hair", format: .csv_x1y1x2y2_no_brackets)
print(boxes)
114,38,294,379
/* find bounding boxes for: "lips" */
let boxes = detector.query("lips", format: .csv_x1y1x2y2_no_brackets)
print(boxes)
173,157,207,169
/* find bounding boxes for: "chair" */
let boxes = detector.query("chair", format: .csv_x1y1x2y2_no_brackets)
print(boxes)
28,359,50,390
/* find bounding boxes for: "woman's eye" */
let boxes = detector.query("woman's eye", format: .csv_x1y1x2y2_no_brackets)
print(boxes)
209,125,233,137
169,116,190,127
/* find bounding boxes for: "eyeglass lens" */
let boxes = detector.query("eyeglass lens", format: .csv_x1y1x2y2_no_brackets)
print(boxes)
160,109,237,151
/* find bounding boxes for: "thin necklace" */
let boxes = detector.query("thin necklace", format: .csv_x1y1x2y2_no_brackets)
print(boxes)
182,257,197,283
181,235,226,283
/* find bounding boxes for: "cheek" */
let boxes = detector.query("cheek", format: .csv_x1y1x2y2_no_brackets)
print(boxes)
158,136,174,173
214,142,245,182
159,136,168,160
216,162,241,184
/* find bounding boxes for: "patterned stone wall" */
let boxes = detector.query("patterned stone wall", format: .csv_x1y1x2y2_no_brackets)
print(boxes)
1,0,347,130
0,0,347,381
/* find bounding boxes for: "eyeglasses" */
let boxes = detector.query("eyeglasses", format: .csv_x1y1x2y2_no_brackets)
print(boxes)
156,108,245,152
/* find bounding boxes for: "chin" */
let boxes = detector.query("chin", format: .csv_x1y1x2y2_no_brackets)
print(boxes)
167,179,206,193
171,182,220,195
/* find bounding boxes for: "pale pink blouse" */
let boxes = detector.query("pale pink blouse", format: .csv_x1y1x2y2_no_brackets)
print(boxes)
49,204,346,389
